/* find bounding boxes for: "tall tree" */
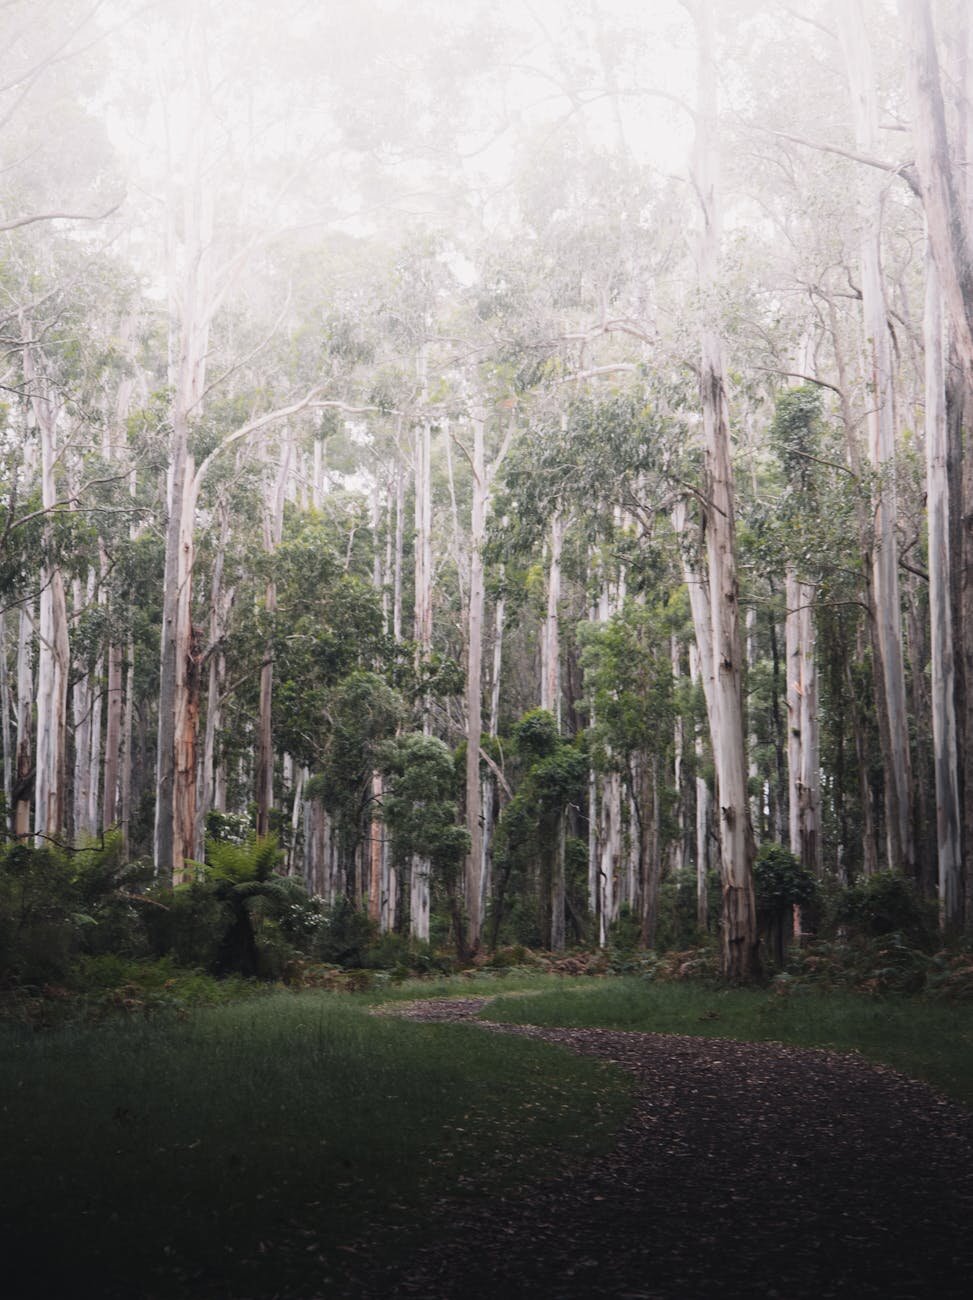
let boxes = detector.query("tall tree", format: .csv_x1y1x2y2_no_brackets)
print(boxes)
687,0,758,979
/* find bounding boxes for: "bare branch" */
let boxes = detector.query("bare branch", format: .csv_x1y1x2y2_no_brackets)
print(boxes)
760,127,920,196
0,199,124,233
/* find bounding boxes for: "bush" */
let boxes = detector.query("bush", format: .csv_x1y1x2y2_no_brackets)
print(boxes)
780,933,935,995
311,896,377,967
0,836,151,986
144,883,228,970
754,844,818,967
655,868,714,951
836,871,936,948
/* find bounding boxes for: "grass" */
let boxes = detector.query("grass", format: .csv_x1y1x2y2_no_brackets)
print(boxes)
481,977,973,1105
0,987,629,1299
6,965,971,1297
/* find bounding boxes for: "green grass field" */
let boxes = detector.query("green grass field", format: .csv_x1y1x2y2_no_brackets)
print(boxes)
0,987,628,1299
4,971,973,1298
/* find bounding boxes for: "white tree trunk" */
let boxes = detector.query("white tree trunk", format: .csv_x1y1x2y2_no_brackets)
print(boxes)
463,409,487,951
692,0,757,978
785,573,821,874
924,238,963,926
540,511,563,724
25,340,70,844
689,642,711,932
0,613,11,813
13,604,34,838
255,430,292,838
410,349,433,940
838,0,915,875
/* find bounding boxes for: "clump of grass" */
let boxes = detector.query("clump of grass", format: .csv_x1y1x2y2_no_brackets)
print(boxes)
482,978,973,1106
0,989,630,1298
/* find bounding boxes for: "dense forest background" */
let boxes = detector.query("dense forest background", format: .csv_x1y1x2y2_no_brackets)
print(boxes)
2,0,972,988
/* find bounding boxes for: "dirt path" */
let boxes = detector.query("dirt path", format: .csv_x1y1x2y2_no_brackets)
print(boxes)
342,997,973,1299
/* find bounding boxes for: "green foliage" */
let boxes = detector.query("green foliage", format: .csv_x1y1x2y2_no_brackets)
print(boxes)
144,884,228,972
310,895,377,967
768,385,822,495
0,835,151,985
754,844,818,918
204,832,284,885
835,872,937,949
514,707,560,759
381,733,470,882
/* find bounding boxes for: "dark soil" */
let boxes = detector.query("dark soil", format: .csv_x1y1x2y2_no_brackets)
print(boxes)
336,997,973,1300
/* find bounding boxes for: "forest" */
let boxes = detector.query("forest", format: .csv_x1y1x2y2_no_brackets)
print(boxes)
3,0,973,996
5,2,973,1297
3,0,973,994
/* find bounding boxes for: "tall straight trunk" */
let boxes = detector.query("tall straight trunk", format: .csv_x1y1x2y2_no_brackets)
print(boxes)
675,501,716,931
640,754,661,948
924,240,963,926
463,410,487,952
24,339,69,844
368,478,389,928
692,0,758,979
72,573,96,839
155,20,214,883
393,447,406,645
670,635,685,875
119,637,135,857
87,647,103,835
826,303,885,876
785,573,822,874
255,432,292,838
481,566,506,932
689,642,710,932
550,811,566,951
839,0,915,875
13,605,33,837
0,613,9,826
199,501,231,846
102,639,123,828
0,612,11,812
410,351,433,941
35,579,69,842
900,0,973,925
540,511,563,724
599,769,622,946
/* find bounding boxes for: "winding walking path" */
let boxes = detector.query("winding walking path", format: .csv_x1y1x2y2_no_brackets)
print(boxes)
343,997,973,1299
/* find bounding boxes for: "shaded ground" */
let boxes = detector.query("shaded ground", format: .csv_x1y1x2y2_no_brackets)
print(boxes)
337,997,973,1299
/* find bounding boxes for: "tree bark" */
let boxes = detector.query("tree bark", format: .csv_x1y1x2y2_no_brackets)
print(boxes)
691,0,758,979
785,573,822,875
838,0,915,876
923,239,963,926
541,511,563,725
463,409,487,952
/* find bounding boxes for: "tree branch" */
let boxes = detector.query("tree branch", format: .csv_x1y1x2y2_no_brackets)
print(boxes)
0,199,124,232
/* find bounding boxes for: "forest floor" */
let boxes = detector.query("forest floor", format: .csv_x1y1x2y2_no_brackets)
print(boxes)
338,996,973,1300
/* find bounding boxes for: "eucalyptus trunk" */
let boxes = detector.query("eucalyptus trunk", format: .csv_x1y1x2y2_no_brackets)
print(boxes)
839,0,914,875
541,511,563,725
13,604,33,838
692,0,758,979
463,410,487,951
785,573,821,875
410,350,433,940
923,240,963,927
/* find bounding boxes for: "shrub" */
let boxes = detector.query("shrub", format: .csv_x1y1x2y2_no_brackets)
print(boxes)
754,844,818,967
0,836,151,986
836,871,936,948
311,896,377,967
